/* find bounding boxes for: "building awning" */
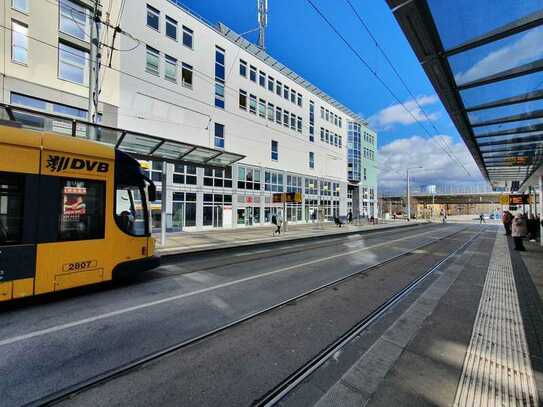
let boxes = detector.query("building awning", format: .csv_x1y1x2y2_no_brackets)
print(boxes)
387,0,543,191
0,104,245,167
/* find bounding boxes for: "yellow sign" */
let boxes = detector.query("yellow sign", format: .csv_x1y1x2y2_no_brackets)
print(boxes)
499,195,509,205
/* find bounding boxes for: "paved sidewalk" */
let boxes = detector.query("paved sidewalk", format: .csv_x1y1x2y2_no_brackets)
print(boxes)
155,220,428,255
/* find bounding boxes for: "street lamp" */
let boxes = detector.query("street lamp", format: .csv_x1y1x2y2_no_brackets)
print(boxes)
406,166,423,220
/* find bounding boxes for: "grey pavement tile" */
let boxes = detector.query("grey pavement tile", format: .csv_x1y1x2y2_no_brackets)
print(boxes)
314,381,370,407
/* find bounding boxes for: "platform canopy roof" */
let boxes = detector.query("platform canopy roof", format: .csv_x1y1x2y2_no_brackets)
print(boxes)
387,0,543,191
0,104,245,168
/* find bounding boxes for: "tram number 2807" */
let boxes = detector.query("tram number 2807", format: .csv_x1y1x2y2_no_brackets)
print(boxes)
63,260,98,272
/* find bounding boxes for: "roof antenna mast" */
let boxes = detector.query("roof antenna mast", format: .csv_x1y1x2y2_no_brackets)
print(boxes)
257,0,268,49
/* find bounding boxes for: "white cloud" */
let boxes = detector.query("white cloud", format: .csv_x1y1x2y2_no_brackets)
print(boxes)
378,135,484,192
368,95,440,130
455,26,543,85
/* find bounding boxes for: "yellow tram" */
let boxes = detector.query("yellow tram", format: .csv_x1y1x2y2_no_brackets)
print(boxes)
0,124,158,301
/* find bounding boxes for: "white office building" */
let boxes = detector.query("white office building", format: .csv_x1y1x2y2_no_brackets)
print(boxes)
1,0,378,230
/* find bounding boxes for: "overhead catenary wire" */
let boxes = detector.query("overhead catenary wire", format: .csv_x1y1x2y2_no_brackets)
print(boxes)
0,24,346,158
344,0,471,177
306,0,472,177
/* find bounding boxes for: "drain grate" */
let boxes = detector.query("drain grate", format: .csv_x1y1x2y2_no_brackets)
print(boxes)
453,231,538,406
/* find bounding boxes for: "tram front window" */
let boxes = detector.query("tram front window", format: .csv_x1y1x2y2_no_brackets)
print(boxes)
115,185,147,236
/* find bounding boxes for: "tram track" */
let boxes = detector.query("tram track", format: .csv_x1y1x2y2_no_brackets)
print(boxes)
30,225,476,407
134,223,445,283
253,227,486,406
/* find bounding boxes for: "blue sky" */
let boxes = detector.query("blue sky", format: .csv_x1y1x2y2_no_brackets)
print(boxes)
178,0,486,189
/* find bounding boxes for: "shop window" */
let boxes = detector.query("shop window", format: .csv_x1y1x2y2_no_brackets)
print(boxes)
173,164,197,185
237,166,261,190
172,192,196,228
204,166,232,188
265,170,283,192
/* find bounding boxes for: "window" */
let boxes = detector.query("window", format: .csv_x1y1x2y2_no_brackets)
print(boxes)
250,65,257,82
363,167,367,180
61,179,105,240
258,98,266,118
12,0,28,13
146,4,159,30
182,25,193,48
325,109,329,121
338,117,342,128
320,106,324,119
268,76,274,92
11,21,28,64
283,85,289,100
320,180,332,196
287,175,302,193
334,114,338,126
333,182,340,197
271,140,278,161
115,180,148,236
325,129,329,143
204,166,232,188
145,45,159,76
237,166,261,190
265,170,283,192
173,164,197,185
203,194,231,227
290,89,296,103
283,110,289,127
166,16,177,40
181,63,193,88
309,100,315,142
297,116,302,133
290,113,296,130
0,173,24,244
143,161,163,182
60,0,90,40
305,177,318,195
267,102,274,121
259,71,266,87
320,127,325,141
172,192,196,228
213,123,225,148
239,59,247,77
165,55,177,82
59,42,89,84
276,107,282,124
338,135,342,148
249,94,257,114
297,93,302,107
215,47,225,109
276,81,282,96
239,89,247,110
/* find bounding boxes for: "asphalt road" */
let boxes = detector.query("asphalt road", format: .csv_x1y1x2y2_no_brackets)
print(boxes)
0,223,470,406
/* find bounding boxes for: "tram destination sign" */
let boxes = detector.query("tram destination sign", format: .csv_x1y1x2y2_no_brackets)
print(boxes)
272,192,302,204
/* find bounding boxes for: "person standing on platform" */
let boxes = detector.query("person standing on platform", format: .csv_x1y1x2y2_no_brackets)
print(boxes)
502,210,513,236
479,213,486,224
272,213,281,236
348,210,353,224
512,213,528,251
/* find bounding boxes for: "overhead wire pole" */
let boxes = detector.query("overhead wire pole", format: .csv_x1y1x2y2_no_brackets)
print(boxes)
257,0,268,49
88,0,102,138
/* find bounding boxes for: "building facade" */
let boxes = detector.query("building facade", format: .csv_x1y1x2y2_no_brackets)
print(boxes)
1,0,378,230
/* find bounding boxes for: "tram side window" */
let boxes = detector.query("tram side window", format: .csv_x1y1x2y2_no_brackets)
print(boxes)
0,173,24,244
59,179,105,241
115,185,147,236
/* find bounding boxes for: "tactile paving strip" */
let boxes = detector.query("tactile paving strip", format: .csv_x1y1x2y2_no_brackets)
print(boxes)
453,231,538,406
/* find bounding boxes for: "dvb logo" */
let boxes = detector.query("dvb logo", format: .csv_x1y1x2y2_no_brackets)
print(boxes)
46,155,109,173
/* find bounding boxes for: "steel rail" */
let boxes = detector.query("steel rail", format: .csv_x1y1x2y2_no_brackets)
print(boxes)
254,227,486,406
30,225,475,406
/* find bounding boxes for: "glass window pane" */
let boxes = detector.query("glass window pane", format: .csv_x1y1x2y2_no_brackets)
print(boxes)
473,117,543,136
59,43,88,84
12,0,29,12
60,0,89,40
427,0,543,50
60,179,105,240
468,99,543,125
0,172,24,244
12,21,28,64
448,25,543,86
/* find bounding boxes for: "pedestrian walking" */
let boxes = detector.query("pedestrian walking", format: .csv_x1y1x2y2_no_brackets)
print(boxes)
528,214,538,242
512,213,528,251
348,210,353,224
479,213,486,224
502,210,513,236
271,212,282,235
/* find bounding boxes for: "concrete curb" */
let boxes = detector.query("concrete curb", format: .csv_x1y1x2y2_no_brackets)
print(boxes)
158,221,430,263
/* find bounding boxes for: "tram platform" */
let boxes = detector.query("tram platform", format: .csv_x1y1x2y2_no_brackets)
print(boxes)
285,228,543,407
154,219,428,255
